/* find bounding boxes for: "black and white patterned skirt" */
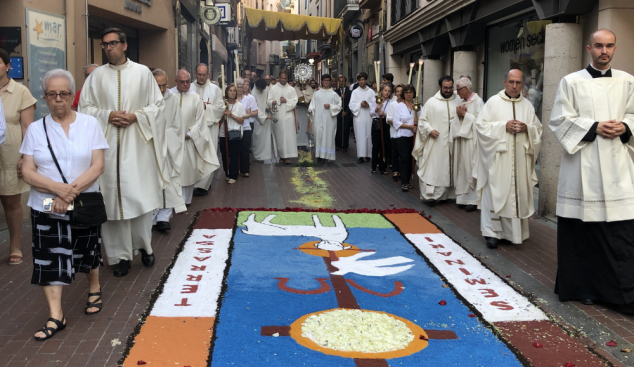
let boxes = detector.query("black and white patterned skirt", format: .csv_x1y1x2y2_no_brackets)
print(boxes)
30,209,103,286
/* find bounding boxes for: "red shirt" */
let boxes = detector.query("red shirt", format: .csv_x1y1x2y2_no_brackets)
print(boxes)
72,89,81,109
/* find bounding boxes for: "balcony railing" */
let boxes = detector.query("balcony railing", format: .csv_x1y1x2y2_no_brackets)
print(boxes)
334,0,359,18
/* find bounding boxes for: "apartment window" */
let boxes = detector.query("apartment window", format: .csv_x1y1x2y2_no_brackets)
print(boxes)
391,0,417,25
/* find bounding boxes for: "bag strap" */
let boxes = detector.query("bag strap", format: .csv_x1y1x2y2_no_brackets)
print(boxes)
42,117,68,184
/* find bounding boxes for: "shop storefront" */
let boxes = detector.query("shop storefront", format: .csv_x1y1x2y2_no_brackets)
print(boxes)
486,14,550,117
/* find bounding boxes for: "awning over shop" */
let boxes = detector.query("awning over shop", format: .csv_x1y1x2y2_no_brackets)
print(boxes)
243,8,341,41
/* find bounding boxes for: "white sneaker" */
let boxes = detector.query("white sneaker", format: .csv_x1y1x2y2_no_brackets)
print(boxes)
228,179,236,184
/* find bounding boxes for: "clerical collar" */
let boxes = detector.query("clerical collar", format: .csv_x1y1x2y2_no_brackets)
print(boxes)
586,63,612,78
504,92,520,100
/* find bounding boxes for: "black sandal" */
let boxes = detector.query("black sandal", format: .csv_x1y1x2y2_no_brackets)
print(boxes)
371,170,377,174
85,291,103,315
392,174,400,181
402,185,409,192
243,173,250,178
34,317,66,341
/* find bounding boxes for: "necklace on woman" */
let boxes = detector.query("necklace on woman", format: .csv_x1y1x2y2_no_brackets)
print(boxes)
0,78,10,91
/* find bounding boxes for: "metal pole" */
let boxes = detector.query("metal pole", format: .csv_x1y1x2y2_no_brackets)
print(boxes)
85,0,89,65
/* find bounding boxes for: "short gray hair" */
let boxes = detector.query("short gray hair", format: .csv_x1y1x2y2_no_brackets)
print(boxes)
236,78,245,86
456,77,472,91
42,69,76,94
152,68,167,77
83,64,99,76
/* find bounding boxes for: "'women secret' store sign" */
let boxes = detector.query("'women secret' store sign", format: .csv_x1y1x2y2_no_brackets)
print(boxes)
499,27,546,54
26,8,66,121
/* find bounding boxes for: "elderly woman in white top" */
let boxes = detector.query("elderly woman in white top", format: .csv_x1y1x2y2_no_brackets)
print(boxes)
20,69,108,341
219,85,246,183
392,84,418,192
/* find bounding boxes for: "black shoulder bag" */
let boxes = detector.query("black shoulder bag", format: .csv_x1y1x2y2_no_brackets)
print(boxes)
43,117,108,227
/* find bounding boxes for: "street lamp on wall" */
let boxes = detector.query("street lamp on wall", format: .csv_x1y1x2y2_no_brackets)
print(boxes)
309,58,314,65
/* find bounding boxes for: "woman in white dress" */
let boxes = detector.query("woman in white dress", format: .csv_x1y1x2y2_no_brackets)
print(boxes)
219,85,246,184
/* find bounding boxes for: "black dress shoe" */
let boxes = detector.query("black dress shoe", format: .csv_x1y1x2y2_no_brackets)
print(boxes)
139,249,155,268
113,260,131,277
193,188,208,197
426,199,437,207
357,158,364,164
612,303,634,315
155,221,171,232
365,158,370,162
579,299,594,305
465,204,477,212
486,237,499,249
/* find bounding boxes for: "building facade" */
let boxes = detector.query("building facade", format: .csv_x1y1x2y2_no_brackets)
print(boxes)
335,0,634,218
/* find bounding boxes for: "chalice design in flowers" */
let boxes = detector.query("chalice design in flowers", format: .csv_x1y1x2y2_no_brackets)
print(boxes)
241,214,458,365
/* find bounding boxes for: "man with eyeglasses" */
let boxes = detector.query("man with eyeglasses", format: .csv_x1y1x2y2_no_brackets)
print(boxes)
190,63,225,197
264,75,272,87
413,75,461,205
475,69,542,249
79,27,168,277
167,69,218,209
451,76,483,213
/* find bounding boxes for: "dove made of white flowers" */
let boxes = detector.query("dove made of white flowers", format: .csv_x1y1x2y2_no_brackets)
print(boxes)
331,252,415,277
241,213,351,250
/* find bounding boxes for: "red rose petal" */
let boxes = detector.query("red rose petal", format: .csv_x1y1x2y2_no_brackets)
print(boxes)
137,361,147,366
564,363,575,367
419,334,428,340
468,314,476,317
438,300,447,306
506,275,511,278
606,340,618,347
533,342,543,348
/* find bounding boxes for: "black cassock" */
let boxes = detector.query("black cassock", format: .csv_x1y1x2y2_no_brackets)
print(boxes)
555,217,634,305
335,87,352,149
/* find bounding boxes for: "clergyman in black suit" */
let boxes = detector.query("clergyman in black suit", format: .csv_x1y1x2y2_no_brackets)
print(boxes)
335,74,353,151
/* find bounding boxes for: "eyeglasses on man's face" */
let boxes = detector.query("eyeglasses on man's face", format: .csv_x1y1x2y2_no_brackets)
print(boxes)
45,91,73,100
100,40,122,49
177,79,191,84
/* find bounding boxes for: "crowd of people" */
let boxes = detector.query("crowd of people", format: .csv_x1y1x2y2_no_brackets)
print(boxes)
0,27,632,342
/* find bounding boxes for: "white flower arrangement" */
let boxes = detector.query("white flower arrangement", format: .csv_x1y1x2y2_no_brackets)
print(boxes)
300,309,414,353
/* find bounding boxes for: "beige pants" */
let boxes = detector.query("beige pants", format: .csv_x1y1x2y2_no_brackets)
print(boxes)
101,211,154,264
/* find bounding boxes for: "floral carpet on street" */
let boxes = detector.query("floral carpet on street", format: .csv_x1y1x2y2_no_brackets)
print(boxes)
122,209,611,367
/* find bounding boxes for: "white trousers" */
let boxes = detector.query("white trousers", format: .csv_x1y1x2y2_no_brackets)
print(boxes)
480,184,529,244
153,208,173,225
182,185,194,205
420,180,455,201
101,211,154,264
456,188,478,205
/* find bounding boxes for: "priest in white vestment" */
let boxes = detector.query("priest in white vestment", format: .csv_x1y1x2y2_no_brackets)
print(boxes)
191,64,225,196
349,72,376,163
251,79,275,162
267,70,298,164
169,70,219,206
452,77,484,211
79,29,167,276
413,76,461,204
551,29,634,313
295,83,314,147
151,70,187,232
475,69,542,248
307,74,341,163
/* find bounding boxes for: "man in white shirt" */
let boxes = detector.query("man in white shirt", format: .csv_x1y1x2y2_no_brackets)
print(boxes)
240,80,258,176
349,72,376,164
308,74,341,164
452,77,483,211
191,63,225,197
475,70,542,249
413,76,461,205
551,29,634,313
267,70,298,164
151,69,187,232
79,28,167,276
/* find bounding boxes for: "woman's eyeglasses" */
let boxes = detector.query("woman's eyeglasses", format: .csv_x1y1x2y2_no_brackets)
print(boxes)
44,91,73,100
